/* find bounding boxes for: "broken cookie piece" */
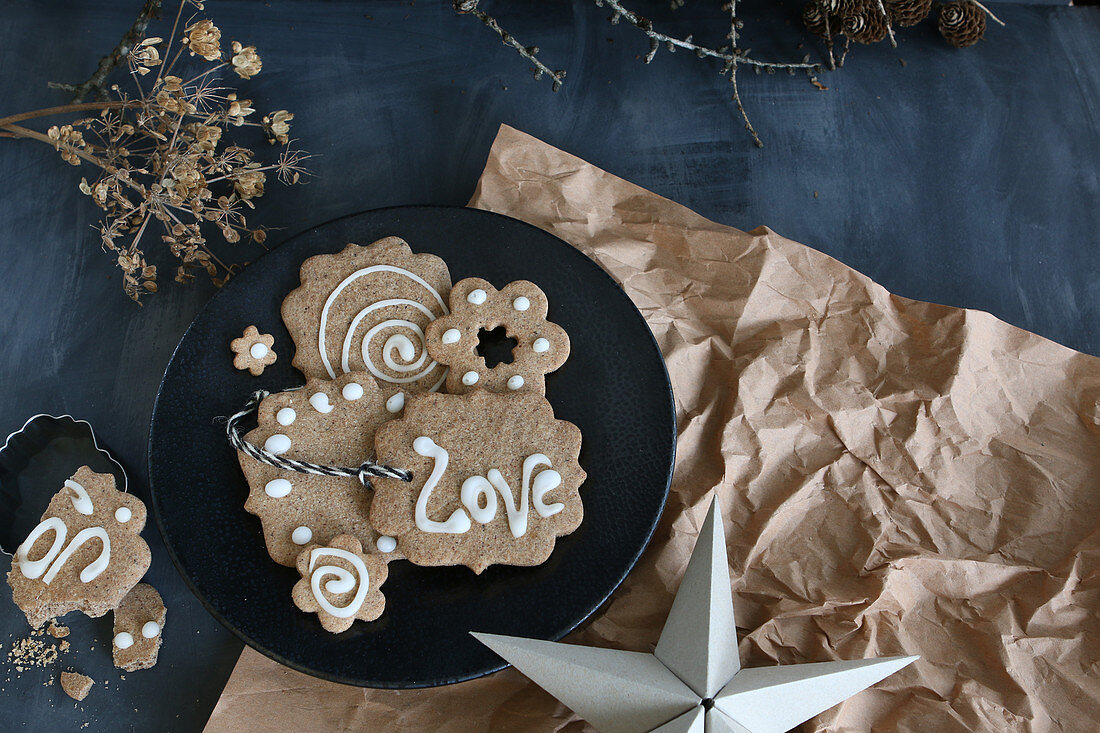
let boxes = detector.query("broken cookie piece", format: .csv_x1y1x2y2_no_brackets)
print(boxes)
60,671,94,701
112,583,166,671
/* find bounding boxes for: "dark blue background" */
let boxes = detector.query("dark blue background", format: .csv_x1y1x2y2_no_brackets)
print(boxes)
1,1,1096,730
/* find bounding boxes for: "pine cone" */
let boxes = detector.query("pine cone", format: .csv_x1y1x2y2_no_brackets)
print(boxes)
938,1,986,47
803,1,833,36
885,0,932,27
841,0,889,44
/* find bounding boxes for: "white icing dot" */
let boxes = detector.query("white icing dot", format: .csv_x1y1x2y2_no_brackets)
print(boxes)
114,632,134,650
376,536,397,553
342,382,364,401
441,328,461,344
114,506,132,523
507,375,525,390
467,289,487,305
141,621,160,639
309,392,334,413
276,408,296,426
462,371,479,386
265,478,292,498
513,296,531,311
532,338,550,353
250,342,269,359
291,526,312,545
265,434,291,455
386,392,405,413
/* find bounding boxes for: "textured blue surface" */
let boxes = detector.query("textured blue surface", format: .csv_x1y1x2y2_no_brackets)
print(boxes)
0,1,1097,730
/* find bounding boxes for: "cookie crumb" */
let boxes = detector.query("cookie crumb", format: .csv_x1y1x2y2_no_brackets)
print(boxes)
59,640,70,652
7,636,59,669
47,623,70,639
60,671,94,701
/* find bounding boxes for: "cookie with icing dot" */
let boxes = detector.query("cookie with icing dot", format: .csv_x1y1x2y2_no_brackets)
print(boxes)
112,582,166,671
238,372,406,566
292,534,389,633
6,466,151,628
425,278,569,395
281,237,452,391
231,325,277,376
371,390,585,574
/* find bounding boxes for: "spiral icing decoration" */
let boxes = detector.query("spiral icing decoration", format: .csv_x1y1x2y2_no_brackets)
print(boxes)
307,547,370,618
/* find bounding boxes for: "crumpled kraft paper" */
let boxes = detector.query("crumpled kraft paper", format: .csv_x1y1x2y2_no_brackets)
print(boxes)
204,125,1100,733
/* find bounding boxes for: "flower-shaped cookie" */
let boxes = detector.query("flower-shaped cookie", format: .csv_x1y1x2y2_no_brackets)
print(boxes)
425,278,569,395
292,534,389,633
231,325,277,375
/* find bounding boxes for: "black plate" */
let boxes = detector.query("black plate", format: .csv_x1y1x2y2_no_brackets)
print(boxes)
148,206,675,688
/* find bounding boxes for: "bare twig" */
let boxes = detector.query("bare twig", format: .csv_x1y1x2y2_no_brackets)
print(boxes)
49,0,164,102
452,1,566,91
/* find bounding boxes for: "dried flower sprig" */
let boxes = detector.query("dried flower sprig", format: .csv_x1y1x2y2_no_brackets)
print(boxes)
0,0,310,303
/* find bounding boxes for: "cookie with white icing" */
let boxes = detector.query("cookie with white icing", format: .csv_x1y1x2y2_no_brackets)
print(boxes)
425,278,569,395
238,372,407,566
281,237,452,391
371,390,585,574
112,582,166,671
292,534,389,633
6,466,151,628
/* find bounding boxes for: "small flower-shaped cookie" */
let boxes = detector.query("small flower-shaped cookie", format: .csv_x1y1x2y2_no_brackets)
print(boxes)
425,278,569,395
292,534,389,633
231,325,277,375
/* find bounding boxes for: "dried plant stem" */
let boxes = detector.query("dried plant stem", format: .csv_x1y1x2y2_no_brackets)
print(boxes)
874,0,897,48
453,1,566,91
970,0,1006,27
0,102,129,128
48,0,164,102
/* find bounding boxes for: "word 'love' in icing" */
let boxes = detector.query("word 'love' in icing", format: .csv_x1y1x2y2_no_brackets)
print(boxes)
318,265,449,391
411,437,564,538
309,547,370,618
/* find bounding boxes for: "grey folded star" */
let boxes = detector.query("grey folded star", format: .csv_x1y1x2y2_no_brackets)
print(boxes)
474,497,917,733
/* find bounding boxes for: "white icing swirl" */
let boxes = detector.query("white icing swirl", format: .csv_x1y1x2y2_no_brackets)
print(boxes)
44,527,110,584
15,518,111,584
309,547,370,618
64,480,94,515
14,517,67,580
318,266,449,391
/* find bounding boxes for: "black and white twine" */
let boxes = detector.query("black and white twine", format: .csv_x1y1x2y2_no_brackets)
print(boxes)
223,390,412,488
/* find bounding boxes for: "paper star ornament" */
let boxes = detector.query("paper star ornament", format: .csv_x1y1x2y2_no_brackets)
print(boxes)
473,497,917,733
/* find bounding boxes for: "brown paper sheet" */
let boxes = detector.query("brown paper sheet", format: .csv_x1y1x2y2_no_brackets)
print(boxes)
205,125,1100,732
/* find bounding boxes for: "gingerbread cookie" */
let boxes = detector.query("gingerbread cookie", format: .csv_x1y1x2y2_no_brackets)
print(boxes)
112,583,166,671
7,467,151,628
60,671,94,701
425,278,569,395
231,325,277,375
292,534,389,633
371,390,585,573
282,237,452,391
239,372,406,566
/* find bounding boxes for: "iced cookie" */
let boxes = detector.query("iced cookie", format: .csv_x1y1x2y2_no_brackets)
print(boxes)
231,325,277,375
7,467,151,628
282,237,452,391
371,390,585,573
112,583,166,671
238,372,406,566
425,278,569,395
60,671,94,701
292,534,389,633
